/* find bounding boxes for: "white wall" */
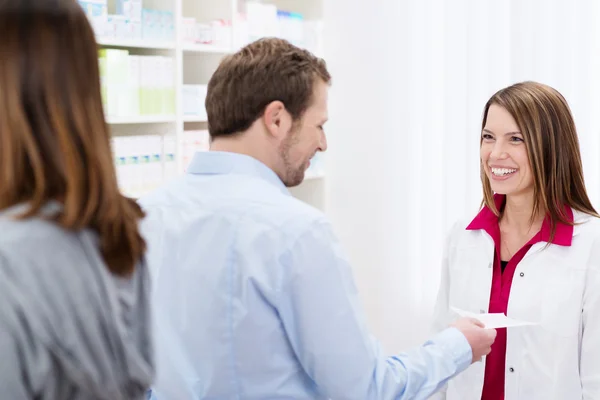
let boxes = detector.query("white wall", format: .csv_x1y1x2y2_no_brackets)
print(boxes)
322,0,600,353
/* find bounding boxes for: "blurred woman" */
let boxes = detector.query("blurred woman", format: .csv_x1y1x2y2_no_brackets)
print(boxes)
0,0,154,398
431,81,600,399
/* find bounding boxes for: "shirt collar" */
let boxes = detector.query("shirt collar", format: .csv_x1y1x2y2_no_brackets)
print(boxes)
186,151,289,195
466,194,573,246
0,201,62,219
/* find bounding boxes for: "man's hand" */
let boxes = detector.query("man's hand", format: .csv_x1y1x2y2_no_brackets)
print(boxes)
451,317,497,363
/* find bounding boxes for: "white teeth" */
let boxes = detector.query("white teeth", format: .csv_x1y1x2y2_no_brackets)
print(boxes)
491,167,517,176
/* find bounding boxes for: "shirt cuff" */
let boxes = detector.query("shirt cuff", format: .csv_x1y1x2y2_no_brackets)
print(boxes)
430,327,472,373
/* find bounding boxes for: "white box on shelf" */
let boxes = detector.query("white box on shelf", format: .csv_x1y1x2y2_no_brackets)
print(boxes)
112,135,167,197
130,0,143,22
182,85,208,119
117,0,142,22
163,134,178,181
182,17,196,43
158,57,168,115
114,15,129,39
196,23,213,45
126,55,141,116
139,56,154,115
104,14,118,38
246,2,278,43
142,9,156,40
99,48,129,117
139,135,163,193
163,58,175,115
211,20,232,49
128,137,143,195
162,11,175,42
150,135,164,190
111,137,128,192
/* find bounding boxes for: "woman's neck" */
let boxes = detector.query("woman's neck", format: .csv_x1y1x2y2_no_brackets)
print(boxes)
501,192,545,235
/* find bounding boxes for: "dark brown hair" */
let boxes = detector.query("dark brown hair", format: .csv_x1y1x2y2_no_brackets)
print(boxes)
0,0,145,276
481,81,598,241
205,37,331,137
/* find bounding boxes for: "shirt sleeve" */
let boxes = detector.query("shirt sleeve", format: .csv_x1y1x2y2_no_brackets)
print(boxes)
276,219,472,400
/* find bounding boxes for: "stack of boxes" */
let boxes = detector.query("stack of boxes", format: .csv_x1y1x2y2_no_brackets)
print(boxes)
78,0,174,43
99,49,175,118
77,0,108,36
112,134,177,198
235,1,323,56
181,18,232,49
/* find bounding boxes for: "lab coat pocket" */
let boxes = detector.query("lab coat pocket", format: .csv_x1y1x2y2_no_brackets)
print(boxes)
448,248,481,311
541,266,585,338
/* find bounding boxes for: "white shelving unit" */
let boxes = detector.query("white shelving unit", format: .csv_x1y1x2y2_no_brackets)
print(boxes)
182,43,232,54
182,115,208,123
97,37,176,50
106,115,177,124
95,0,325,209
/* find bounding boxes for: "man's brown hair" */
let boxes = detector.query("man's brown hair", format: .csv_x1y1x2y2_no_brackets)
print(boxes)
0,0,146,276
206,37,331,137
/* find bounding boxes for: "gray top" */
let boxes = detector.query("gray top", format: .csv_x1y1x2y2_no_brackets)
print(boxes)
0,203,154,399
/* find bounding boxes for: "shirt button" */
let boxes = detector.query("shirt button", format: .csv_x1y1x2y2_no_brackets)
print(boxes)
488,262,493,268
509,367,515,373
519,272,525,277
480,309,485,314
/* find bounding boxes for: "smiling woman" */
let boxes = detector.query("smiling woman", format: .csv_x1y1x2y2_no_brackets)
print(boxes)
479,82,596,240
480,105,531,199
431,81,600,400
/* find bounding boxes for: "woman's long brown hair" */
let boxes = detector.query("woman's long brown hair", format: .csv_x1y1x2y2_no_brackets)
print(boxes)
0,0,145,276
480,81,599,242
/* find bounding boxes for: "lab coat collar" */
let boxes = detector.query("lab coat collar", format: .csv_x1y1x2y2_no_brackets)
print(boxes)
466,194,574,246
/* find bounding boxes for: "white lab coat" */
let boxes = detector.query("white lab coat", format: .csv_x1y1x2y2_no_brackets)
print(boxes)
430,210,600,400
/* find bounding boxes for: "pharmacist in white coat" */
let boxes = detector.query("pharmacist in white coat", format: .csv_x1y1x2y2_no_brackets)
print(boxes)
431,81,600,400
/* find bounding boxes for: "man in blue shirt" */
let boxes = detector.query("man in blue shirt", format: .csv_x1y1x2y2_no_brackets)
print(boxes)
140,37,496,399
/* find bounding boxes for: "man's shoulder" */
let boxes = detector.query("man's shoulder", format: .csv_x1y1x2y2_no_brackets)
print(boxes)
235,190,328,244
139,176,330,246
142,175,326,225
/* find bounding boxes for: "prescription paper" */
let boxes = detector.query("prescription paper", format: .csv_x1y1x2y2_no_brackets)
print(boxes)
451,307,538,329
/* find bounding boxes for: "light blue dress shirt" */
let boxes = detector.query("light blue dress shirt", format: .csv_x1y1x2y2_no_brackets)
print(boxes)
139,151,472,400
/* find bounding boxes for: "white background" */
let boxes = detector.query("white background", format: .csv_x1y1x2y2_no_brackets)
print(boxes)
321,0,600,352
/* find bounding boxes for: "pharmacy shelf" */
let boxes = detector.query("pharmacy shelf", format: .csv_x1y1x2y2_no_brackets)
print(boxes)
183,115,208,122
97,37,176,50
92,0,326,209
182,43,232,54
106,115,177,124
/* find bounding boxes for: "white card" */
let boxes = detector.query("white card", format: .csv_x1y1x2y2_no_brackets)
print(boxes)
451,306,538,329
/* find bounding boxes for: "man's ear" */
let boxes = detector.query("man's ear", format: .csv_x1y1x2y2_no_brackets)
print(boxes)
263,100,292,139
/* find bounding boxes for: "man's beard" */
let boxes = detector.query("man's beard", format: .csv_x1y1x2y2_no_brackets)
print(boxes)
279,128,306,188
